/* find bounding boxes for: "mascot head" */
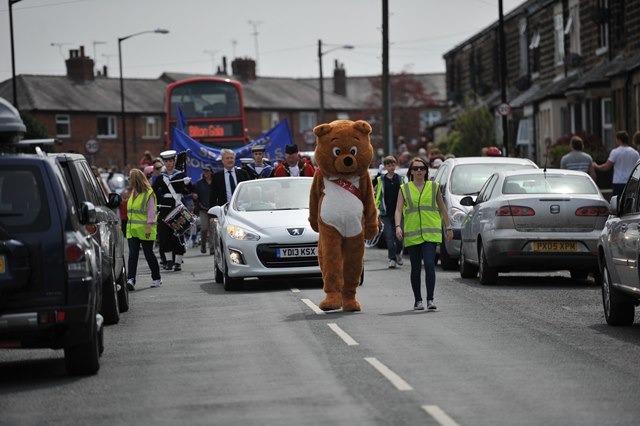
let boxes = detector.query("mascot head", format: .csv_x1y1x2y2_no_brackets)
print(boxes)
313,120,373,177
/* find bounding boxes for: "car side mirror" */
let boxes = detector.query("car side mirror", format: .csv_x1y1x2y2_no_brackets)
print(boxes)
459,195,475,206
79,201,97,224
107,192,122,209
609,195,619,216
208,205,222,218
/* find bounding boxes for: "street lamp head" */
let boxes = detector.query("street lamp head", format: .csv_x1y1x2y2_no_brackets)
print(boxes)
154,28,170,34
342,45,354,50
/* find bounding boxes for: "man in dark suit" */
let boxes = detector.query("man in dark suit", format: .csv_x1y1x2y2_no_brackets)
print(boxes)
211,148,250,206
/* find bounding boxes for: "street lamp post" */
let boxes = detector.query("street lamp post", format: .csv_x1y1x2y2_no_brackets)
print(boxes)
317,39,353,124
118,28,169,167
9,0,24,109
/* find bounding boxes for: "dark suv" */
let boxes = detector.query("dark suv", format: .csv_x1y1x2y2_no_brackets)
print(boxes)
0,153,104,375
55,154,128,325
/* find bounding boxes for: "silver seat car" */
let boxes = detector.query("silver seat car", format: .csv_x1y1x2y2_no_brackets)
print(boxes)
459,168,608,285
432,156,538,269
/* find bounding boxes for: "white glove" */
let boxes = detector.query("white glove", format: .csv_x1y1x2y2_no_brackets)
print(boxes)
378,164,385,173
183,177,191,185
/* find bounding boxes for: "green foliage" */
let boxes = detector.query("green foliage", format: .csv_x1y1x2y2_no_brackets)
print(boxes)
20,112,49,139
449,104,496,157
549,132,608,166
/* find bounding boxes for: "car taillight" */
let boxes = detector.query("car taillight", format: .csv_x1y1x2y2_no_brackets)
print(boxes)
85,224,98,235
65,244,85,262
496,205,535,216
575,206,609,216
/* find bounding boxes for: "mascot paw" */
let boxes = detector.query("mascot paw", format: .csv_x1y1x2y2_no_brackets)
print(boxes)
319,294,343,311
342,299,361,312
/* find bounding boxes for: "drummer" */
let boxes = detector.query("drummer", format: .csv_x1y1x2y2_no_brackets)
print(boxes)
152,149,192,272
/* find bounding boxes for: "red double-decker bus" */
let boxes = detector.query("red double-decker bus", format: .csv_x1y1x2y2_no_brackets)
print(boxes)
165,77,247,149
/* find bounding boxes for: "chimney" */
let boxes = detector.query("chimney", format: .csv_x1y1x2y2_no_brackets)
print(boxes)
333,60,347,96
65,45,95,82
231,57,257,81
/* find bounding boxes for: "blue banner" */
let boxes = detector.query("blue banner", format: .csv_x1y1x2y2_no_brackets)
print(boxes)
170,119,295,182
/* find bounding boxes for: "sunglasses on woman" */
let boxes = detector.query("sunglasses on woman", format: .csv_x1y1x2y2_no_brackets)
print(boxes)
411,166,427,171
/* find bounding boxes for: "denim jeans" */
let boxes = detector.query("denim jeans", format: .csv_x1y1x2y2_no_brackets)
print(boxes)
407,241,437,302
127,237,161,282
380,215,403,260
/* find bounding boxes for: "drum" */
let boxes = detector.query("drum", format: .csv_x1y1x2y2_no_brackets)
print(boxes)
163,204,195,236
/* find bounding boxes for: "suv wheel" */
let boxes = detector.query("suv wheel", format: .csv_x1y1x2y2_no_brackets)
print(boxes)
601,260,635,326
101,266,120,325
64,315,101,375
115,262,129,313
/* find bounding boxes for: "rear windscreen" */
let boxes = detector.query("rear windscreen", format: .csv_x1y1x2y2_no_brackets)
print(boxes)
0,167,51,233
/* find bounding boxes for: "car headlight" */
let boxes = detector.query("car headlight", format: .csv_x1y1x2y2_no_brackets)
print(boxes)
227,225,260,241
449,207,467,228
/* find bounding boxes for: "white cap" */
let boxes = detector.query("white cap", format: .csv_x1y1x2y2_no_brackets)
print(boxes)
160,149,177,160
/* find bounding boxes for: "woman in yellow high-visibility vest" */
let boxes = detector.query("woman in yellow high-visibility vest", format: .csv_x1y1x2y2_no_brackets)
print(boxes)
126,168,162,289
394,157,452,310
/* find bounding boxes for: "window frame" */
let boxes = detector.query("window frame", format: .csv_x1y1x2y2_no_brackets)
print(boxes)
55,114,71,138
96,115,117,139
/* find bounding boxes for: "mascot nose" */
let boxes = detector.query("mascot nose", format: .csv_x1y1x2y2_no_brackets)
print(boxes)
343,156,354,167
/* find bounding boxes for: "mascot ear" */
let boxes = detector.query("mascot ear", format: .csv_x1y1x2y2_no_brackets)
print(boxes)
313,123,332,138
353,120,372,135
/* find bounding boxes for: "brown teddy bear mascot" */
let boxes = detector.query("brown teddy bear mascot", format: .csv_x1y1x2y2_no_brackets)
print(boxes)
308,120,378,311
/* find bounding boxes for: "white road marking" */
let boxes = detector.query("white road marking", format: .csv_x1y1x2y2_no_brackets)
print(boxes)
290,288,300,293
422,405,460,426
561,305,571,311
301,298,325,315
364,357,413,391
327,323,359,346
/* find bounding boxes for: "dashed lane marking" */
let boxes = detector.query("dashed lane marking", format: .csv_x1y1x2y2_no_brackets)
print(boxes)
328,323,359,346
364,357,413,391
301,298,325,315
291,288,300,293
422,405,460,426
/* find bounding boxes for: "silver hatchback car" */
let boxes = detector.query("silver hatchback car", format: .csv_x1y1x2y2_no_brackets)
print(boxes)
432,156,538,269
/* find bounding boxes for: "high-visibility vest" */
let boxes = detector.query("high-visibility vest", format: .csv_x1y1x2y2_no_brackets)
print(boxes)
374,173,405,216
126,188,157,241
400,180,442,247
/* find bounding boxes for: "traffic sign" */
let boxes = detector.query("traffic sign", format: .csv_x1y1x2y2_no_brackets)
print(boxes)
85,139,99,154
496,102,511,116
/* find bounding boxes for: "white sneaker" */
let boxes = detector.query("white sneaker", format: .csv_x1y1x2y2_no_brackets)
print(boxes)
126,278,135,291
427,300,437,310
151,279,162,288
414,301,424,310
388,259,396,269
396,254,403,265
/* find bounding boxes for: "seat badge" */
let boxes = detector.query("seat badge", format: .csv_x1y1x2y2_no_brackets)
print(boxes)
287,227,304,236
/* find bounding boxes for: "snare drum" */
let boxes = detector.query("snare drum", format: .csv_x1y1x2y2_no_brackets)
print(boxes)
163,204,195,236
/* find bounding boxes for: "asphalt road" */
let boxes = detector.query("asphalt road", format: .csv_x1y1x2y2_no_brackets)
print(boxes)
1,244,640,426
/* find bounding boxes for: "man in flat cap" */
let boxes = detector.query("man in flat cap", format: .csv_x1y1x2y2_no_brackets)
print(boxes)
271,143,315,177
243,144,273,179
152,149,193,271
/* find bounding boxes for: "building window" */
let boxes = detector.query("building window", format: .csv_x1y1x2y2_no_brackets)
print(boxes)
518,18,529,76
554,6,565,66
261,112,279,132
602,97,613,149
336,112,350,120
142,116,161,139
566,0,581,56
596,0,609,54
97,115,117,138
529,30,541,74
420,110,442,131
299,112,317,133
55,114,71,138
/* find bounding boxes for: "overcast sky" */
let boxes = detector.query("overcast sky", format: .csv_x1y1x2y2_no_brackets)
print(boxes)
1,0,523,82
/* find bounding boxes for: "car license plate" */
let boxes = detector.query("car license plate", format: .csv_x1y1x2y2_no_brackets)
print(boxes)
277,247,317,258
0,254,5,274
533,241,577,252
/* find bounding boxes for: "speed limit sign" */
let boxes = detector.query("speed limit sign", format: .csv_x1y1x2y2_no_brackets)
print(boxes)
496,102,511,116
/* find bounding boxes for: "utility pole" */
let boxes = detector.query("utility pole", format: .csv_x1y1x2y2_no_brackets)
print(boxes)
382,0,392,156
498,0,509,156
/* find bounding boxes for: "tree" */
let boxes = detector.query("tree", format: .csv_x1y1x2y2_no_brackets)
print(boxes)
445,103,495,157
20,112,49,140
